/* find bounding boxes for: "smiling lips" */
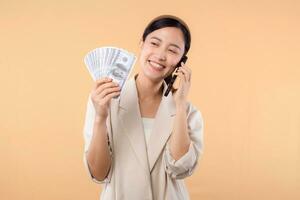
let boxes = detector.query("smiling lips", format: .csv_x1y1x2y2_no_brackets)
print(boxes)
148,60,166,71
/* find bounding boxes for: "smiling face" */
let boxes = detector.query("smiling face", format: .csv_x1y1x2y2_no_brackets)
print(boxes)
138,27,185,82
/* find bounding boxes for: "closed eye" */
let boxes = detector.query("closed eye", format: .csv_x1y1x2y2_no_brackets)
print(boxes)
169,49,177,54
151,42,159,46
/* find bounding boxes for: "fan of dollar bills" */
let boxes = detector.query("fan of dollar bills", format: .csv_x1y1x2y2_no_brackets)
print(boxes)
84,46,136,89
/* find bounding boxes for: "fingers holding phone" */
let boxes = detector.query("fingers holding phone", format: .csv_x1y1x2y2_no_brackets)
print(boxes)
174,62,192,83
164,56,188,97
172,62,192,104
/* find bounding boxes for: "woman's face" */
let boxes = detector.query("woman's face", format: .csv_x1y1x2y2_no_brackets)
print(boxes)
139,27,185,82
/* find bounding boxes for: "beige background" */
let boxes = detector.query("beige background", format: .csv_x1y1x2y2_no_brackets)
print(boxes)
1,0,299,199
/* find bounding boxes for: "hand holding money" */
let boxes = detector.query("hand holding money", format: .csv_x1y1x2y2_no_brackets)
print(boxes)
84,46,136,98
90,77,121,119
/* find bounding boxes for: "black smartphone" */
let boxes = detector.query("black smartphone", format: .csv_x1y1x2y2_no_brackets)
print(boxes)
164,55,188,97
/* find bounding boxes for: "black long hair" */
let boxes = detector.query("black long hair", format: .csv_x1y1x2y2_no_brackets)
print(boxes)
141,15,191,85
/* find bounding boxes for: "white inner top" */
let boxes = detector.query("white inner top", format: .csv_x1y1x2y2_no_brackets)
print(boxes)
141,117,155,147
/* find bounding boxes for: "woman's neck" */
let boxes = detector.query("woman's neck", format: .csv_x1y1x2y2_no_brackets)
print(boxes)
135,73,163,101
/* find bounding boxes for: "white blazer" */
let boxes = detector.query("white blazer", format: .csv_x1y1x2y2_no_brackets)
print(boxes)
83,76,204,200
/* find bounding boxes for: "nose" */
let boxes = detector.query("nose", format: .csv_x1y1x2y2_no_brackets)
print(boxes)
155,47,167,61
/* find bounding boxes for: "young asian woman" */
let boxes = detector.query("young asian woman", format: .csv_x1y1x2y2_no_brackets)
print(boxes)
83,15,204,200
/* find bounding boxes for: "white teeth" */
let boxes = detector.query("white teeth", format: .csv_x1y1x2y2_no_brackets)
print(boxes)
149,61,164,69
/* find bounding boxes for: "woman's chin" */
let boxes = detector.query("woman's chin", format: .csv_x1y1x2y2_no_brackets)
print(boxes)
139,62,169,82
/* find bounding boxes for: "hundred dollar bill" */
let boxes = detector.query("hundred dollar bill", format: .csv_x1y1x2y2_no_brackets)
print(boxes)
84,46,136,98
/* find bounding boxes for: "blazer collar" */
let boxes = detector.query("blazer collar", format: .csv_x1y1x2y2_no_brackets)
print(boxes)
118,75,176,172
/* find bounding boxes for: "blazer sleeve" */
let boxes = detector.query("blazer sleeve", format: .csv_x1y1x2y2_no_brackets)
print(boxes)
82,94,113,184
164,103,204,179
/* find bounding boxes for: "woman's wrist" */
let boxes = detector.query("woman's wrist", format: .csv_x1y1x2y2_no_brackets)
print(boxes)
175,101,187,111
94,115,107,124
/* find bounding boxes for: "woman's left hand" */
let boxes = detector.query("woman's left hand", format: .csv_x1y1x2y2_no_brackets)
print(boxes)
172,62,191,106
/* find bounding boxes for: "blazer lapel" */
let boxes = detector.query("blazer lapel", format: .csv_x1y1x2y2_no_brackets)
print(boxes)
118,77,150,172
118,76,176,173
148,81,176,172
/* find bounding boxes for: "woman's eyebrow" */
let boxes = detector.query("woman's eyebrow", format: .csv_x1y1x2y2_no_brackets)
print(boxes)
150,36,161,41
150,36,182,50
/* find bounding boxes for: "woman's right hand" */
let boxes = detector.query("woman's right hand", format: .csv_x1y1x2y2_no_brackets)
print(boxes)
91,77,121,120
